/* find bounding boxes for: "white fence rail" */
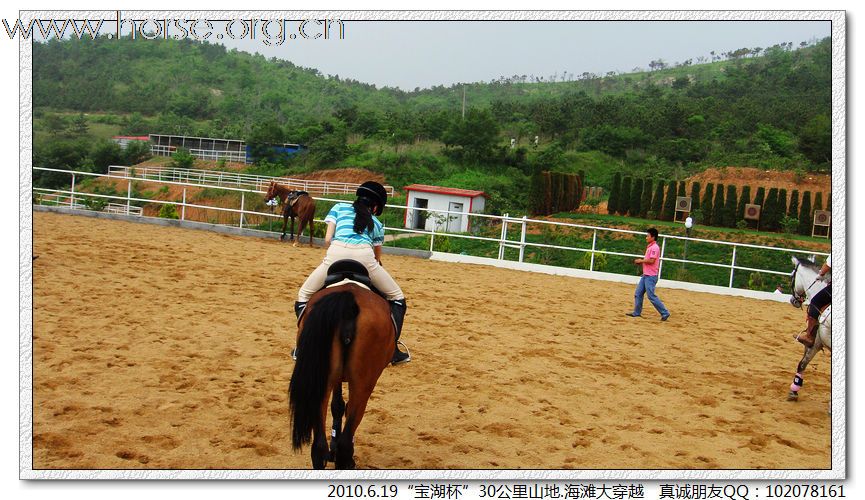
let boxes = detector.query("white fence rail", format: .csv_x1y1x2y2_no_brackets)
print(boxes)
34,167,828,290
107,165,396,196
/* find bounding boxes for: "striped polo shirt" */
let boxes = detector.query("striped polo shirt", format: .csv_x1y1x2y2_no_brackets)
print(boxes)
325,203,385,247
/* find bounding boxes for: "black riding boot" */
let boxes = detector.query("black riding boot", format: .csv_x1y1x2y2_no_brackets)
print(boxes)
389,299,410,365
291,301,307,360
294,301,307,321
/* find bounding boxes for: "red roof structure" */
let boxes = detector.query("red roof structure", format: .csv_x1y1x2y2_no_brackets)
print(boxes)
112,136,150,141
403,184,486,198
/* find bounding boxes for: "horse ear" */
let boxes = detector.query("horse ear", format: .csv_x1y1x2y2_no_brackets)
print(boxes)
791,256,799,265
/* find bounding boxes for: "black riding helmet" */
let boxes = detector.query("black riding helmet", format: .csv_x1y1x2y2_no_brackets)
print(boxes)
356,181,388,216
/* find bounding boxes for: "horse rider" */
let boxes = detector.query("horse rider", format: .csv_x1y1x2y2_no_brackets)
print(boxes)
797,254,831,348
295,181,410,365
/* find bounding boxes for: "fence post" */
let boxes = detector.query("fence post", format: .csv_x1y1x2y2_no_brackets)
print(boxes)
519,216,527,263
729,246,737,288
70,173,76,208
658,237,666,279
590,229,597,271
127,180,132,213
429,215,436,252
498,213,509,260
181,188,186,221
239,192,245,228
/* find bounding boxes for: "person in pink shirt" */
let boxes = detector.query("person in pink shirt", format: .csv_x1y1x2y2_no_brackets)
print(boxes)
626,228,670,321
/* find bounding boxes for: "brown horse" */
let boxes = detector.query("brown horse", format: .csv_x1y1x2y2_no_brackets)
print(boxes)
264,181,316,246
288,283,395,469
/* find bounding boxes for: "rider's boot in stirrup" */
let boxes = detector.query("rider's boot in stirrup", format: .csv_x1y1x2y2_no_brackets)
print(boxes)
797,316,819,348
389,299,410,365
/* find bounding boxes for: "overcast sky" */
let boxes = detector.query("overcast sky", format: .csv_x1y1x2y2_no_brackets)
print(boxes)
218,19,831,90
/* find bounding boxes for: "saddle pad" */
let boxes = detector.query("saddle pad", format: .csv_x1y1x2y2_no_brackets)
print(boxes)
325,278,371,291
820,305,831,324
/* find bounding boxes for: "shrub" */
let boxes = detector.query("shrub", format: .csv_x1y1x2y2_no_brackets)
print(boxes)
748,271,766,291
607,172,622,215
780,215,799,234
80,196,107,211
169,148,195,169
158,203,180,219
736,219,749,231
581,249,608,272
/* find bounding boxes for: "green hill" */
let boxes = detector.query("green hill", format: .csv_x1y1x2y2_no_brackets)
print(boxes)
33,35,832,214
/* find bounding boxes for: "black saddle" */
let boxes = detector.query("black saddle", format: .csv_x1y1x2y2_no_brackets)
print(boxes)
286,190,309,206
322,259,385,298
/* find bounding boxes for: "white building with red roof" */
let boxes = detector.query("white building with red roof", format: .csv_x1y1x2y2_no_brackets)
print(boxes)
403,184,487,233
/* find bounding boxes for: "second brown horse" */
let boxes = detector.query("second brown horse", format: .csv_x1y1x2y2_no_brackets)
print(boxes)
264,181,316,246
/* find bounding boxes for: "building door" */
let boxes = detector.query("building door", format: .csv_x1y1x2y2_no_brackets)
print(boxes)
447,202,464,233
413,198,428,230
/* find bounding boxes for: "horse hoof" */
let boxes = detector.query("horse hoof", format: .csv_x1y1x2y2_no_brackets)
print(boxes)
787,391,799,401
292,242,299,248
280,235,286,242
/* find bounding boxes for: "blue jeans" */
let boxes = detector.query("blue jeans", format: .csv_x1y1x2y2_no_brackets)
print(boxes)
633,274,669,317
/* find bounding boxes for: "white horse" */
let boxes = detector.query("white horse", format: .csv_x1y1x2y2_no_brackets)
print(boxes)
786,256,831,401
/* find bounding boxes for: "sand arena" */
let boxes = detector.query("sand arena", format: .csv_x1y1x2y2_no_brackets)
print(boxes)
31,211,831,470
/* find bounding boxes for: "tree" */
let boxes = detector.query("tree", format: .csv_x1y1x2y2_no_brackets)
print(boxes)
689,182,701,214
441,108,500,164
677,181,686,198
778,189,789,225
651,179,665,218
44,114,68,136
89,140,124,174
618,177,632,215
640,178,653,218
528,165,546,215
763,188,780,231
737,185,751,222
798,113,831,166
630,178,643,217
788,190,800,219
607,172,622,214
700,183,714,225
70,113,89,136
814,191,824,212
798,191,813,235
723,185,738,228
711,183,725,227
662,180,677,221
753,187,766,209
169,147,195,169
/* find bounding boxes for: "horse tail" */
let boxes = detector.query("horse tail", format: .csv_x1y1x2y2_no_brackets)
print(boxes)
289,290,359,450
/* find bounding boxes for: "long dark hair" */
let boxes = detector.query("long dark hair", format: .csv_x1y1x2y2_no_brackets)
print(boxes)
353,197,376,235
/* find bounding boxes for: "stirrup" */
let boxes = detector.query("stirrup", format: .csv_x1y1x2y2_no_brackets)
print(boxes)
392,341,411,365
795,330,815,348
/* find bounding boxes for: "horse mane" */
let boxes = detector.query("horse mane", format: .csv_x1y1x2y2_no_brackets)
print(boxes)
795,256,821,272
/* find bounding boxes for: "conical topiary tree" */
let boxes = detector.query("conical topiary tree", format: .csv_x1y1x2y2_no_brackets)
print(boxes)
814,191,824,213
662,180,677,221
737,185,751,222
723,185,738,228
753,186,766,209
711,183,725,226
689,181,701,214
608,172,622,214
651,179,665,218
788,189,800,219
640,178,653,218
630,178,643,217
618,176,632,215
798,191,812,235
701,182,714,225
764,188,779,231
778,188,788,225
